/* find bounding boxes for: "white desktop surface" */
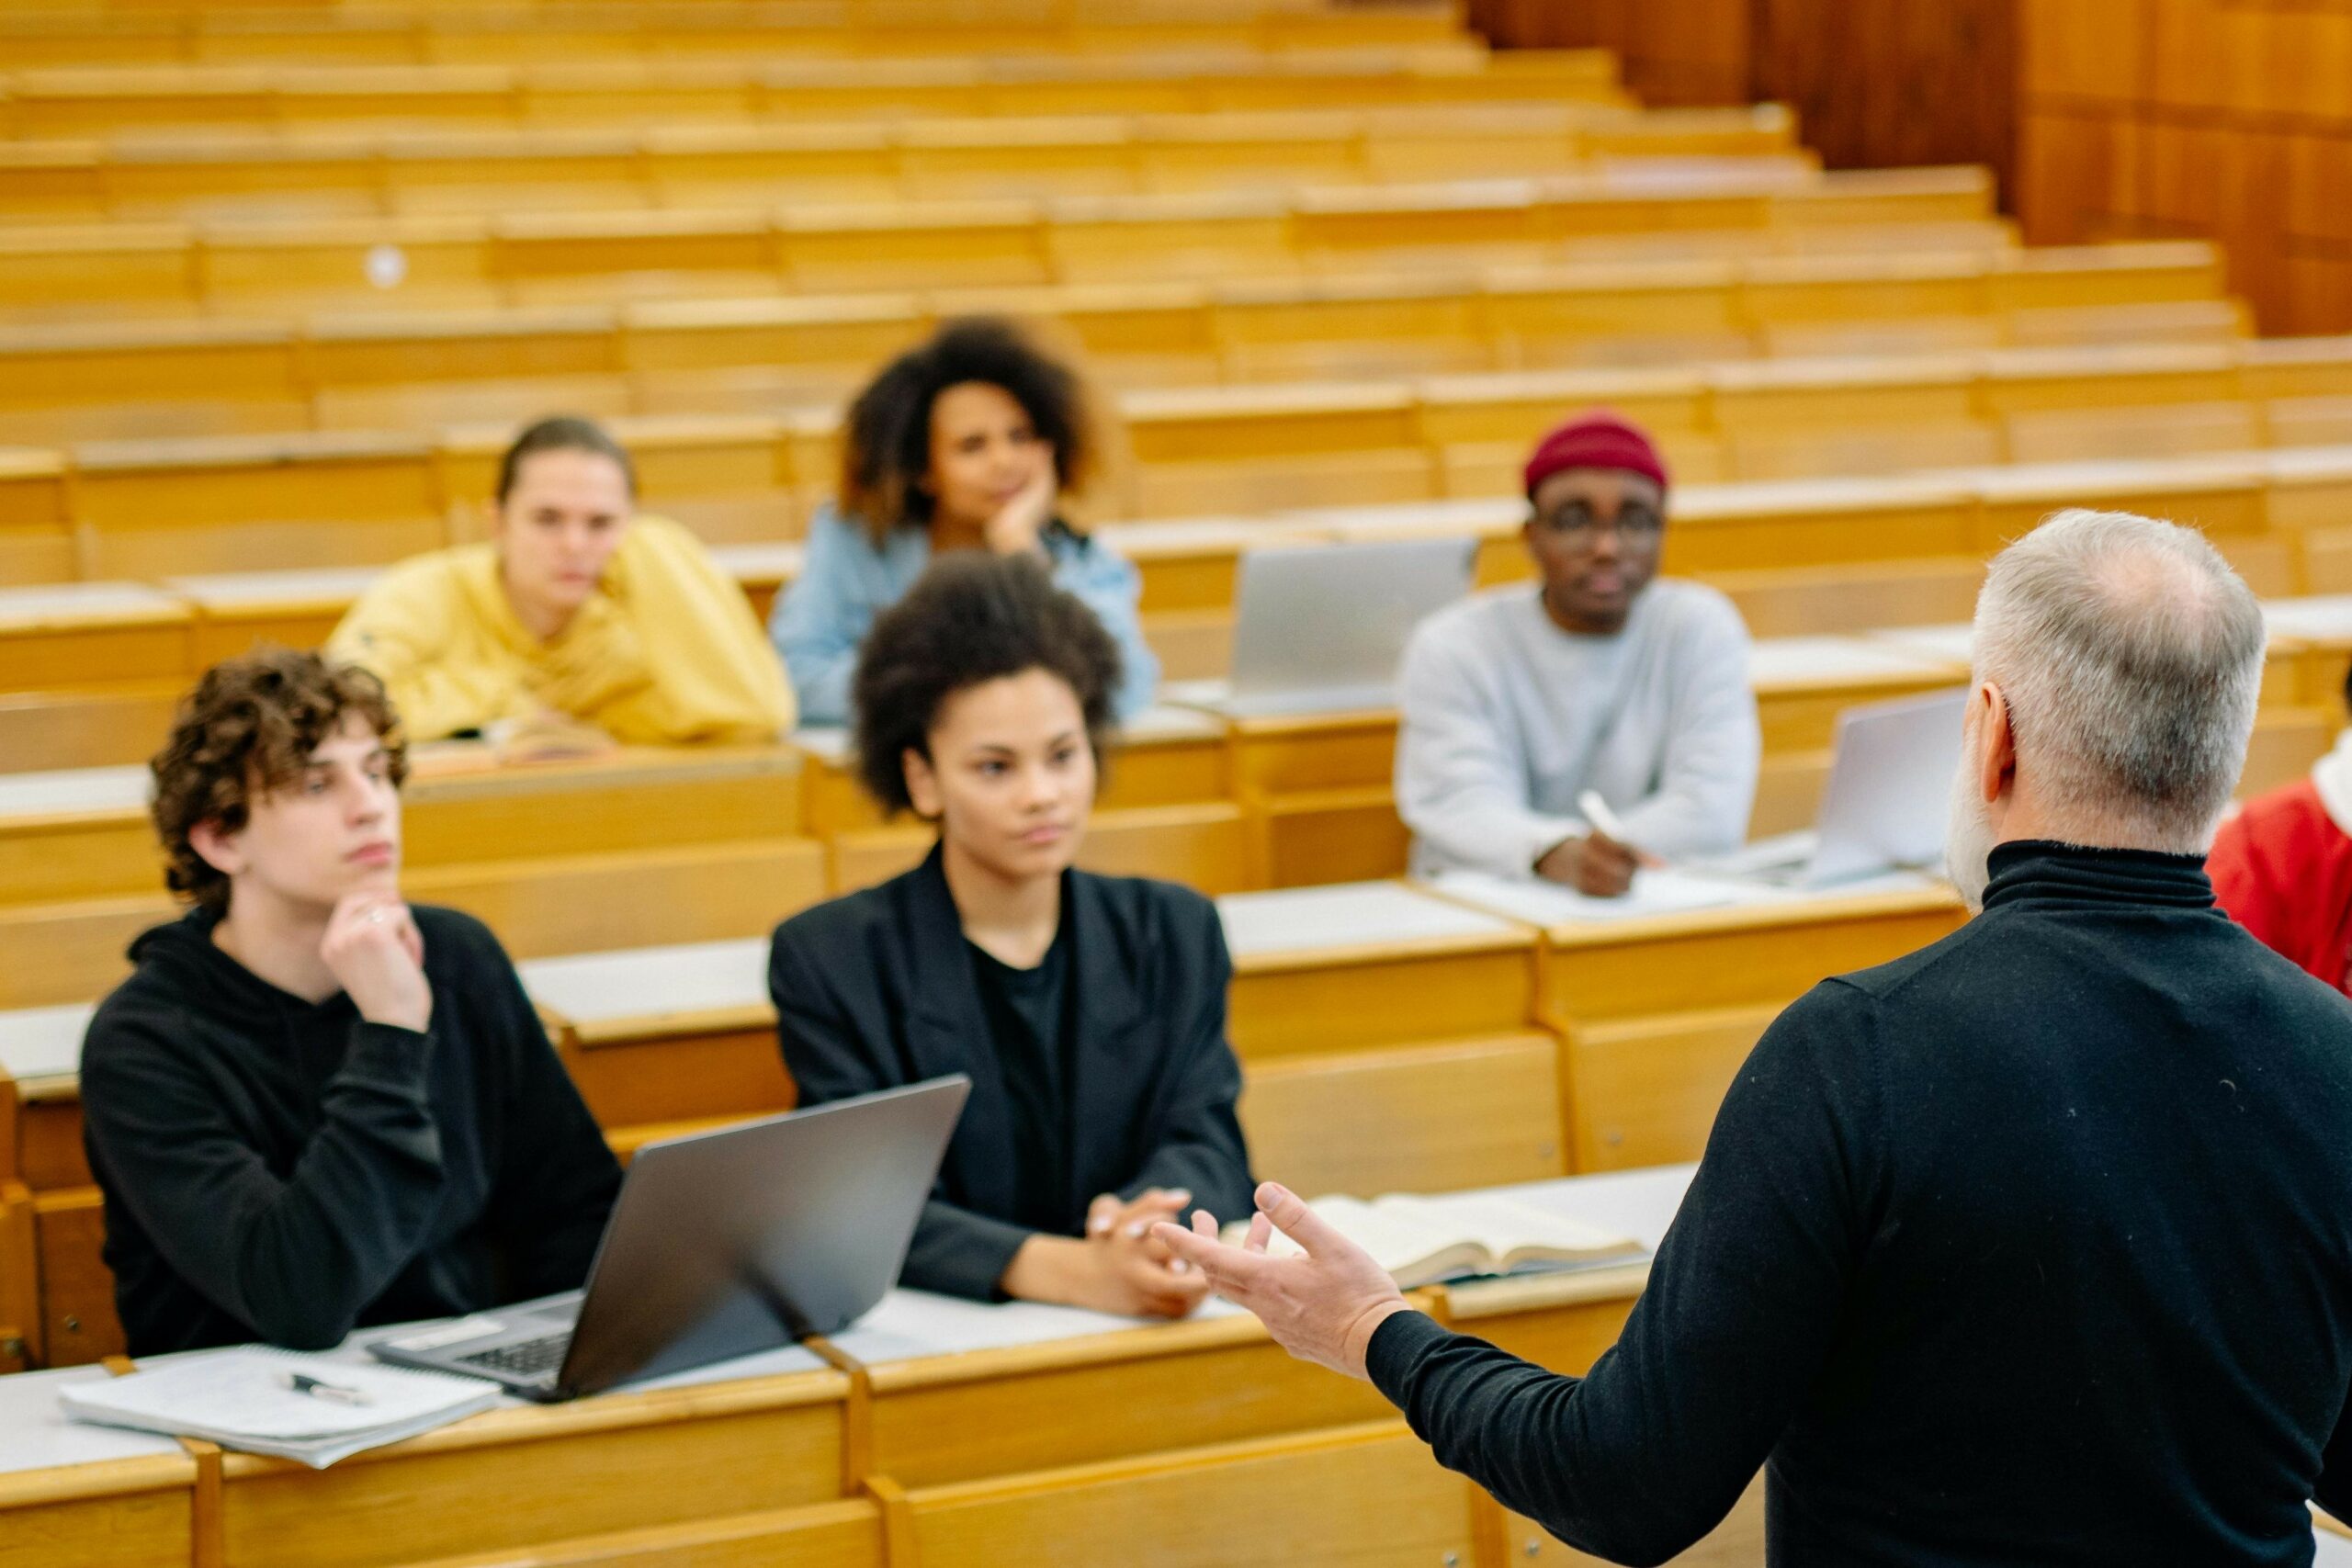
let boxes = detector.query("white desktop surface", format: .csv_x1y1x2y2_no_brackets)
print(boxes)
1863,622,1976,665
0,1000,94,1085
518,938,770,1026
2264,595,2352,644
161,567,383,606
1217,879,1521,956
1423,868,1785,927
1747,635,1964,689
707,542,807,581
0,581,182,626
0,764,150,818
828,1289,1249,1368
1,1366,190,1475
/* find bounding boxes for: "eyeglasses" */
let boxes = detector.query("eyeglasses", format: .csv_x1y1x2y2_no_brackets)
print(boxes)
1532,502,1665,548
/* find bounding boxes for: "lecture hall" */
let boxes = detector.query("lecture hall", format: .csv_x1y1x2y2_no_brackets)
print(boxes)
5,0,2352,1563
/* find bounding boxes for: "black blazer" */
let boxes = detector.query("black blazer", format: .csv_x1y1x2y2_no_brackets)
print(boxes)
767,846,1256,1299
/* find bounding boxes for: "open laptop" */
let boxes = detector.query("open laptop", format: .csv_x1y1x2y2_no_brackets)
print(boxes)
1220,536,1478,716
1703,687,1968,888
371,1076,969,1402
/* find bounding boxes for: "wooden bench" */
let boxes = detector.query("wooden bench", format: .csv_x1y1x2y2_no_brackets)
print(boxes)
0,1,1472,71
1433,874,1968,1170
0,168,2003,321
0,239,2231,446
0,49,1627,140
0,105,1800,224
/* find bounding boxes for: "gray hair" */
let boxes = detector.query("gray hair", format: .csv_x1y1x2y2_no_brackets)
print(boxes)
1973,509,2263,852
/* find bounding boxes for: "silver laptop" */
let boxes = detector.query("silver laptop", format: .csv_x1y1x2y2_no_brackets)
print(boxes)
1222,536,1478,716
1706,687,1969,888
370,1076,969,1402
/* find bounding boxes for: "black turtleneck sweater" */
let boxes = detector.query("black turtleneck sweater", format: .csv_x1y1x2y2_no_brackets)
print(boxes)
1367,843,2352,1566
81,906,621,1356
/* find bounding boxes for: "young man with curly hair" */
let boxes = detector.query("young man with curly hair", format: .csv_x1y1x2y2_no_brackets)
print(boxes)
80,649,620,1355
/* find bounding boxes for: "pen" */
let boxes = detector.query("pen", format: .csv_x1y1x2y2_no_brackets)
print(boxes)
281,1371,374,1406
1577,790,1634,844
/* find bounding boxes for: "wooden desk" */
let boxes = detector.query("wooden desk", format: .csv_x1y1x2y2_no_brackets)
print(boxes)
1432,873,1967,1170
1222,879,1540,1057
163,566,382,668
519,936,787,1134
0,1162,1723,1566
0,582,193,772
206,1336,866,1568
0,746,830,956
0,1365,197,1568
2263,595,2352,711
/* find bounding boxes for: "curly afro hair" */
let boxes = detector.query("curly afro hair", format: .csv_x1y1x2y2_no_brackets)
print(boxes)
851,551,1122,816
150,648,408,915
839,316,1099,546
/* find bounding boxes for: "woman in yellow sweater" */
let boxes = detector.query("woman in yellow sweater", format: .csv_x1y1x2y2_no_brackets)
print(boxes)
328,417,795,748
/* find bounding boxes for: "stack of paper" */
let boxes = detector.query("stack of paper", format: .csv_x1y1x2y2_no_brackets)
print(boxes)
60,1349,499,1468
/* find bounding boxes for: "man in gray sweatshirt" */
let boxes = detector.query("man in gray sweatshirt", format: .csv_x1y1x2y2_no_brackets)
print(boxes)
1396,411,1759,894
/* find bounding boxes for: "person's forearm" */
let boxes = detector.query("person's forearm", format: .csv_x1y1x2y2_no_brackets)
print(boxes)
1408,795,1580,876
1366,1313,1713,1566
899,1199,1036,1301
220,1024,450,1347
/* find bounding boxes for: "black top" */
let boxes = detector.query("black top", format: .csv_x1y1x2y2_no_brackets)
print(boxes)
1367,843,2352,1566
81,906,622,1356
767,845,1255,1300
967,922,1074,1236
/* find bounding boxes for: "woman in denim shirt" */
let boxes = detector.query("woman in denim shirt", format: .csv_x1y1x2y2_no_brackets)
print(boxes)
771,318,1159,726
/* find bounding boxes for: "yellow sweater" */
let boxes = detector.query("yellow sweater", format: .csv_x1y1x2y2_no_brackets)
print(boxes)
326,516,795,745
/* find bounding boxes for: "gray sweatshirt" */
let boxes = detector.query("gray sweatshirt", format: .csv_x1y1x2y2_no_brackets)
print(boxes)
1396,580,1760,877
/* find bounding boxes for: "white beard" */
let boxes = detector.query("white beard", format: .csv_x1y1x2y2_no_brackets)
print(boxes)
1944,739,1997,913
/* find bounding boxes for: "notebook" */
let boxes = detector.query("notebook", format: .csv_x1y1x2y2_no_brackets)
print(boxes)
59,1348,501,1469
1236,1190,1647,1289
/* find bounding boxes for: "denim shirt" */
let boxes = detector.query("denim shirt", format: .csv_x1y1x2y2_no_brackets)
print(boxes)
769,503,1160,726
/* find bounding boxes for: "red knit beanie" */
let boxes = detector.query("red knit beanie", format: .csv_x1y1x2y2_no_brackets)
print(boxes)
1522,411,1669,500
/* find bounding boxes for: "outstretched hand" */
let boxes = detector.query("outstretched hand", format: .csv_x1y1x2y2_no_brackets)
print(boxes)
1152,1181,1414,1381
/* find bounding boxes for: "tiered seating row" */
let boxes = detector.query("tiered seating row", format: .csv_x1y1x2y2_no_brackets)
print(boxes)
0,0,1471,69
0,104,1800,221
0,862,1962,1370
2,1168,1749,1568
0,242,2238,445
0,48,1625,137
0,339,2329,590
0,166,2004,321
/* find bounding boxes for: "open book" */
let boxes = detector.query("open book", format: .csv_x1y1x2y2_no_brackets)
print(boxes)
59,1348,500,1469
1236,1191,1646,1289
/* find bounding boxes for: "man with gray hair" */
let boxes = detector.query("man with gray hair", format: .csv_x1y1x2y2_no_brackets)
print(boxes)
1160,509,2352,1563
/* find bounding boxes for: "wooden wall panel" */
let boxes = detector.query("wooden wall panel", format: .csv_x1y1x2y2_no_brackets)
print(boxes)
1475,1,2352,333
2018,0,2352,333
1750,0,2017,194
1464,0,1752,106
1470,2,2017,196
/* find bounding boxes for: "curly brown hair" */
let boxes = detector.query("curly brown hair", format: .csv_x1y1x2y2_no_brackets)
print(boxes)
839,317,1100,547
852,551,1121,816
150,649,408,915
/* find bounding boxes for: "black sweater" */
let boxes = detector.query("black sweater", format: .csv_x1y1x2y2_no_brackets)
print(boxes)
768,847,1255,1299
1368,843,2352,1566
81,906,621,1356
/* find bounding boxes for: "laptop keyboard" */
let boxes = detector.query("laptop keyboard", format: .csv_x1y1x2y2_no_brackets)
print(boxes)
456,1332,571,1383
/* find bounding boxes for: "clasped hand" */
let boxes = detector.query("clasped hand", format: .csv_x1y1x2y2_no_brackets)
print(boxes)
1004,1186,1209,1319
